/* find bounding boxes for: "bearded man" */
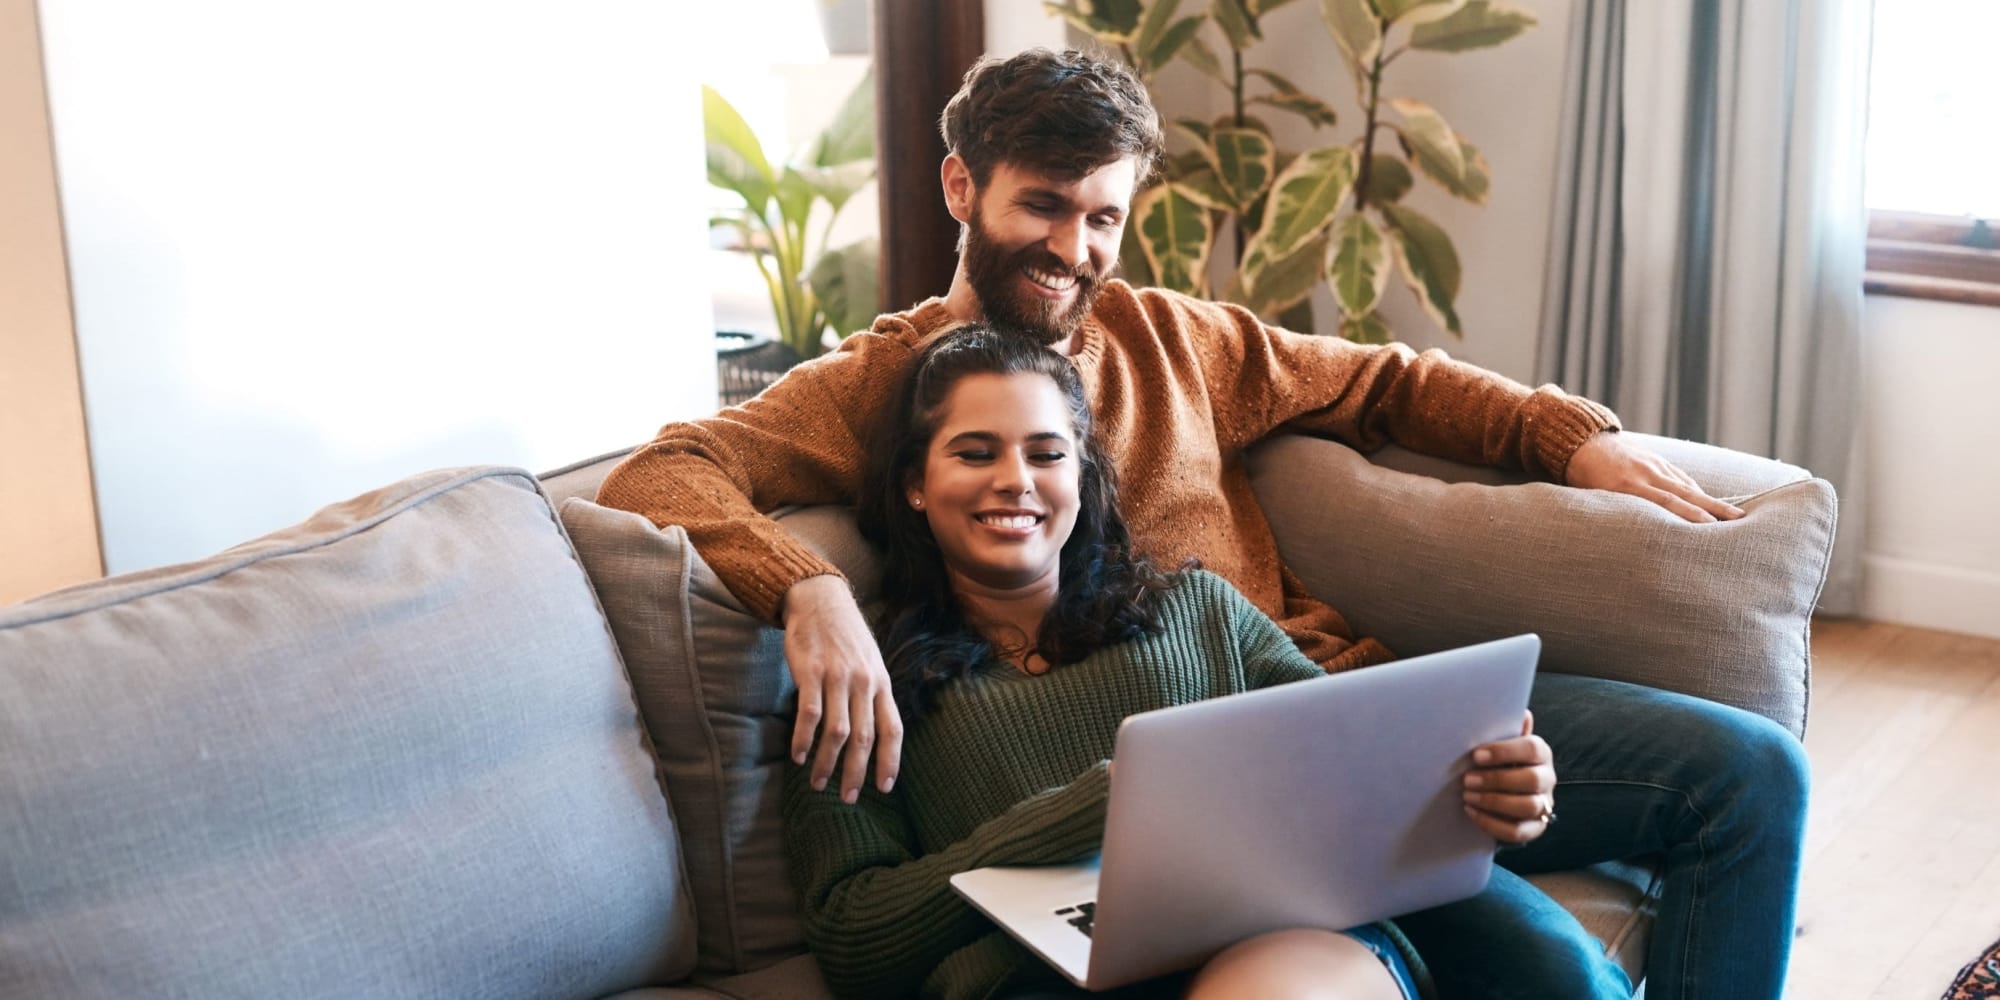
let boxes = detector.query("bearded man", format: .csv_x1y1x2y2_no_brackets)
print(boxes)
597,47,1805,1000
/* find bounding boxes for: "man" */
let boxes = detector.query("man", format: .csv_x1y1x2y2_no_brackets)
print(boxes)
599,48,1804,999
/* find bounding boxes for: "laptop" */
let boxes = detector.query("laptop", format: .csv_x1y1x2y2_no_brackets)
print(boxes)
949,633,1541,991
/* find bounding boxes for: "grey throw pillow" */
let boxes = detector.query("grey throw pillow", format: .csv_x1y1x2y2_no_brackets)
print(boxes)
558,498,879,976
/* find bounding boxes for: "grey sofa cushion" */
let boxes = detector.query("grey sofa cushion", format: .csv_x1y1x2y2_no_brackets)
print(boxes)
1248,434,1835,736
0,467,695,999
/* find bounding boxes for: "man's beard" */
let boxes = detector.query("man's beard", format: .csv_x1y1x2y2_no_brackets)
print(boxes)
961,204,1104,346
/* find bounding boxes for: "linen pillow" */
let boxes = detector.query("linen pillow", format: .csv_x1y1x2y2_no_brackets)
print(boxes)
0,468,694,999
558,498,880,976
1245,434,1836,736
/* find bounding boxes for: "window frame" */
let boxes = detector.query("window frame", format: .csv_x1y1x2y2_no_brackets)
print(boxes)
1864,209,2000,308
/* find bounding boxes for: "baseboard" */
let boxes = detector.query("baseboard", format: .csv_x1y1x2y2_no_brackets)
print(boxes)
1860,554,2000,641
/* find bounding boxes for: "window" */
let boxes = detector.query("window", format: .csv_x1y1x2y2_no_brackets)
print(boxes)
1863,0,2000,306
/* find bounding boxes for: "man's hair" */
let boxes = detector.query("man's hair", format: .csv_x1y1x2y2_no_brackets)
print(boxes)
858,324,1181,720
938,47,1165,188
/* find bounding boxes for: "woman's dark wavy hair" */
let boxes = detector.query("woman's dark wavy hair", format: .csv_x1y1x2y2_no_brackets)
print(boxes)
858,325,1182,721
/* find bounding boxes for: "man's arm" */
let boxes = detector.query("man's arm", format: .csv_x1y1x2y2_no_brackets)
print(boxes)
1156,292,1740,524
594,327,923,797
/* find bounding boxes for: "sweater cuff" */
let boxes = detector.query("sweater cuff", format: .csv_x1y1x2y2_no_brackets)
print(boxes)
722,538,846,626
1525,389,1621,483
977,762,1112,866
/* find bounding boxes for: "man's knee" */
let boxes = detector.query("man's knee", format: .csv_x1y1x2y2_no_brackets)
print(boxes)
1725,710,1810,818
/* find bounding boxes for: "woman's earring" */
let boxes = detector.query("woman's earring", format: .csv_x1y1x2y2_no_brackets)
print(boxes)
910,497,924,509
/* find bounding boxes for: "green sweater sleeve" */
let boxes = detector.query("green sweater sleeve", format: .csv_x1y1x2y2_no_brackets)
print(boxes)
781,757,1112,999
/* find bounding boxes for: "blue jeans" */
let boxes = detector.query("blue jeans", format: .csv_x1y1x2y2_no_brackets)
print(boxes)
1394,672,1809,1000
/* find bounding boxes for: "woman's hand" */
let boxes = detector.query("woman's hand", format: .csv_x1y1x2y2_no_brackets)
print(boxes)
1462,710,1557,845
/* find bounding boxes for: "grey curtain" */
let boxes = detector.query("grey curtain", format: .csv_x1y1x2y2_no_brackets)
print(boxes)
1537,0,1871,614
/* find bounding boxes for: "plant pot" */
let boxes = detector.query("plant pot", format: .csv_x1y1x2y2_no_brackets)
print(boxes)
815,0,871,56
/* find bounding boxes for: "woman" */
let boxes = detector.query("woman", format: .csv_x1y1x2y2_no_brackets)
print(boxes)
781,326,1568,1000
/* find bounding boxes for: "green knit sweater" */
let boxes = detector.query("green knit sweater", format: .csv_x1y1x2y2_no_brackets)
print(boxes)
781,571,1435,1000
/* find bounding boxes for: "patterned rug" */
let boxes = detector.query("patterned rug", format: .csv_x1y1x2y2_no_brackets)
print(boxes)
1946,936,2000,999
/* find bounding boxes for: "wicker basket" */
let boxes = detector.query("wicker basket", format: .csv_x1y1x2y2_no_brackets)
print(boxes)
715,331,803,408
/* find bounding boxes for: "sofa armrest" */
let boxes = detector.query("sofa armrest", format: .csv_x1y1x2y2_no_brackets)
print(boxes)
1246,434,1837,737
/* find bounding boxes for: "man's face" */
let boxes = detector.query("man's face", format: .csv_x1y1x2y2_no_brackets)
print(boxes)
956,158,1137,345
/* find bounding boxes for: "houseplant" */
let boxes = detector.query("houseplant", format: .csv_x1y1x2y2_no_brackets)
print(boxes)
1046,0,1535,343
704,71,879,359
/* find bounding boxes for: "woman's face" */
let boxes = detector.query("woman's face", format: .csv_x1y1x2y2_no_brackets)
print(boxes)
909,372,1082,594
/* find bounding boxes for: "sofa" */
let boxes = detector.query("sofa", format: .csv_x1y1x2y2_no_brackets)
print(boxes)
0,432,1836,999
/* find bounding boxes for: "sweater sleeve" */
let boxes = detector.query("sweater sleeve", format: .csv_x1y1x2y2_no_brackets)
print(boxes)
781,757,1112,999
592,326,921,623
1146,289,1620,483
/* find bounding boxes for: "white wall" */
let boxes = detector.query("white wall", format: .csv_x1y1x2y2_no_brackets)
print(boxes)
987,3,1070,58
37,1,713,574
1148,0,1571,380
1860,295,2000,639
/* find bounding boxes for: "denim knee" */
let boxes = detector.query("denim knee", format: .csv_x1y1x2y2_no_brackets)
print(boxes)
1718,710,1810,819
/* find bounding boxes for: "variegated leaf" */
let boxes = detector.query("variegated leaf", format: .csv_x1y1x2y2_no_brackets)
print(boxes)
1362,153,1414,204
1179,34,1232,85
1041,0,1143,42
1453,139,1492,203
1329,212,1391,317
1132,0,1187,57
1376,0,1465,25
1174,167,1234,209
1246,69,1337,128
1409,0,1537,51
1380,203,1463,336
1202,128,1277,214
1211,0,1261,50
1135,183,1214,295
1339,312,1394,344
1387,98,1466,192
1250,144,1356,261
1319,0,1382,87
1146,15,1208,73
1174,118,1214,148
1234,229,1331,318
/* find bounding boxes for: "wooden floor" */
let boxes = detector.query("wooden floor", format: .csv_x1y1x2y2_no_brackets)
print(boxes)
1785,618,2000,999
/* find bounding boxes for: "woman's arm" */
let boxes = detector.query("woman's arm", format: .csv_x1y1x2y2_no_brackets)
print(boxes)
782,757,1111,998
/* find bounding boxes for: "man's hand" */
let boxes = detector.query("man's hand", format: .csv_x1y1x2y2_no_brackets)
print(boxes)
1463,710,1557,845
782,575,903,804
1566,431,1744,523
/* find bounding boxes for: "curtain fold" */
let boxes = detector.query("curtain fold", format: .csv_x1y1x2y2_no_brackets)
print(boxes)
1538,0,1871,614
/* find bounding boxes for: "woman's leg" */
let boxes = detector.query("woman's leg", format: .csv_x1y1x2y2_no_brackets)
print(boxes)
1501,673,1811,1000
1187,928,1407,1000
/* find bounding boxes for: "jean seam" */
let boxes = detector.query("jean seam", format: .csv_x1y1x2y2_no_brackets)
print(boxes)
1554,776,1711,1000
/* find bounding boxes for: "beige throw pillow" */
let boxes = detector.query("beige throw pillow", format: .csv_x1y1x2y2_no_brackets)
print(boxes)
1245,435,1837,736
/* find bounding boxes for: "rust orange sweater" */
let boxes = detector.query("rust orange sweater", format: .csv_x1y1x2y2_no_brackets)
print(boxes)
596,282,1619,670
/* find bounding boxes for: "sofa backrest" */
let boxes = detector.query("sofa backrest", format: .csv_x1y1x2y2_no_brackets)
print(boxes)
0,468,696,999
